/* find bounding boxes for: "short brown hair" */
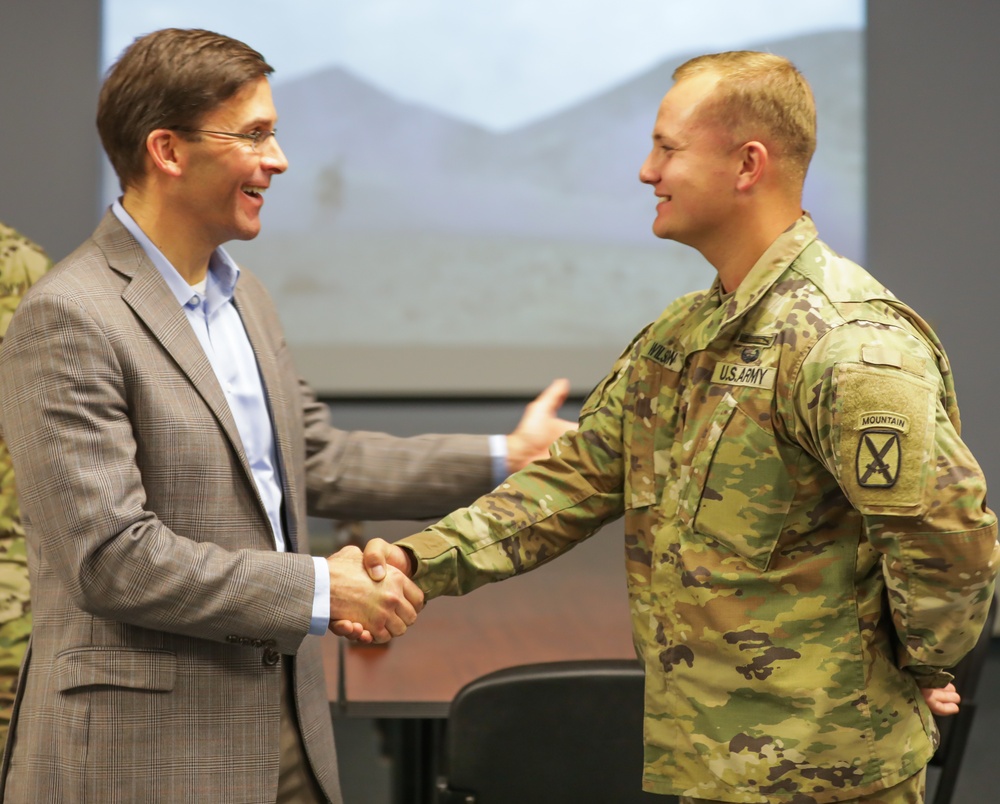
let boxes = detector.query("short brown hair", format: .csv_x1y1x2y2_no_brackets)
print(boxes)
97,28,273,191
674,51,817,184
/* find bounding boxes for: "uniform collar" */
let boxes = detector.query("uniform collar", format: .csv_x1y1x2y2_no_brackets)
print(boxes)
713,214,818,329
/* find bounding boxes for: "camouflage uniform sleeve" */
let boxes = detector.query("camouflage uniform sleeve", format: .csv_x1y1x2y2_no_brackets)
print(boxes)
0,222,52,742
399,330,646,600
793,321,999,686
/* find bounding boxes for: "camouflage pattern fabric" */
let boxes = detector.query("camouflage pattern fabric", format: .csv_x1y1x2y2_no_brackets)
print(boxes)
0,222,50,746
400,216,999,803
681,764,925,803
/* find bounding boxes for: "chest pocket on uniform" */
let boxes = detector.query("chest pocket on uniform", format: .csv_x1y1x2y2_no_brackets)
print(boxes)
683,392,793,571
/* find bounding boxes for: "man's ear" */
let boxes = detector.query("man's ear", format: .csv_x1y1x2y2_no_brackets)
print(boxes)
735,140,768,191
145,129,185,178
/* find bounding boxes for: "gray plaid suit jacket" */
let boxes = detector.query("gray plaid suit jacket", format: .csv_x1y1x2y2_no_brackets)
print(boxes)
0,212,493,803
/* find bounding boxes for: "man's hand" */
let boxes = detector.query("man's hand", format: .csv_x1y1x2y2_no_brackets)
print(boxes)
329,619,372,643
921,683,961,716
325,545,423,644
506,378,578,473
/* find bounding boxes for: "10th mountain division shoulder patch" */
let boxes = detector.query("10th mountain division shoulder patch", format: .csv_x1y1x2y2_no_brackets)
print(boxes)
856,429,901,488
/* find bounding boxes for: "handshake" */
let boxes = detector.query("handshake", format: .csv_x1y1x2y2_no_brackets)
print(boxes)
325,539,421,644
320,378,579,644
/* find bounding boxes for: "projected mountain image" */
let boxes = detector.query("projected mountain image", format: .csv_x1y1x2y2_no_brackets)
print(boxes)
226,29,862,393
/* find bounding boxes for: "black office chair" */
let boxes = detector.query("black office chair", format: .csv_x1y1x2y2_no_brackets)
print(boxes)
927,594,997,804
435,659,666,804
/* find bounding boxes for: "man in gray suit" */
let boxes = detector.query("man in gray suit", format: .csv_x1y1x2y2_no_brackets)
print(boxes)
0,28,572,803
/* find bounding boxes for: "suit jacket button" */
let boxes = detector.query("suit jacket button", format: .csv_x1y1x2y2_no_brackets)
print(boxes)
262,648,280,666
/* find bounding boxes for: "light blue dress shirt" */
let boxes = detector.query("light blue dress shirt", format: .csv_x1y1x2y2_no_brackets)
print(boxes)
111,201,331,635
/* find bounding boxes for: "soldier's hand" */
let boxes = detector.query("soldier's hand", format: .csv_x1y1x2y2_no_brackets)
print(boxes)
326,545,423,643
363,538,415,581
921,683,961,716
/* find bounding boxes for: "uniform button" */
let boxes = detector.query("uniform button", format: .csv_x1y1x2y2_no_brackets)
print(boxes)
262,648,280,666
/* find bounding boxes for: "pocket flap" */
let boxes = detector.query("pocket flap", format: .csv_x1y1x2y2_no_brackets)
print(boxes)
689,395,792,571
54,647,177,693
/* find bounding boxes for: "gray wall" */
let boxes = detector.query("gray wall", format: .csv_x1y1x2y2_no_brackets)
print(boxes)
866,0,1000,494
0,0,103,260
2,0,997,496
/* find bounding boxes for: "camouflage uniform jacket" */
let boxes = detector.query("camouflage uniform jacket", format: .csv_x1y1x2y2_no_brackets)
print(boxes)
0,222,50,744
400,216,999,803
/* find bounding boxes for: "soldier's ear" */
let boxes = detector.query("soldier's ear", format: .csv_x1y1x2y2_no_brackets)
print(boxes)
735,141,768,191
145,129,185,178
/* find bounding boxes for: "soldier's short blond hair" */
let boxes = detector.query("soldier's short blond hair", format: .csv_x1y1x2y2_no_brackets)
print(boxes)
674,51,817,185
98,28,273,192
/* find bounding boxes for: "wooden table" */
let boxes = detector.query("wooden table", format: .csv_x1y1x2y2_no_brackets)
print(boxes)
322,525,637,801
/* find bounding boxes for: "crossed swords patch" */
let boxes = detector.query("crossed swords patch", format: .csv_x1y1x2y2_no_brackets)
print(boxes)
856,429,901,488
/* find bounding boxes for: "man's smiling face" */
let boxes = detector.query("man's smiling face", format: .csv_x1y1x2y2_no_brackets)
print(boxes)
176,75,288,250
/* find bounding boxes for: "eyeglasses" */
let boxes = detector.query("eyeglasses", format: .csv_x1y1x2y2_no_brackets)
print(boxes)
172,127,278,152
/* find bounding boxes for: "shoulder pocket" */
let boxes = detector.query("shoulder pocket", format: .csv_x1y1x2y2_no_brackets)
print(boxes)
833,362,935,515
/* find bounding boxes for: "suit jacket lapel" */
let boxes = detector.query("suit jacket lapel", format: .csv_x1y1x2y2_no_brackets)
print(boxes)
94,214,255,489
233,286,301,552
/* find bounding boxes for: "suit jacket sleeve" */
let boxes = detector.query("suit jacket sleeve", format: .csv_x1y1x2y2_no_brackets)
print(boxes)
300,380,497,521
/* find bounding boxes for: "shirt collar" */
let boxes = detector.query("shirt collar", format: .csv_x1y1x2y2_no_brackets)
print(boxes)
111,199,241,312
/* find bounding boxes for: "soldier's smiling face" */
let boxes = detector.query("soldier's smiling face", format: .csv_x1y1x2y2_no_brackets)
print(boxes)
638,71,743,251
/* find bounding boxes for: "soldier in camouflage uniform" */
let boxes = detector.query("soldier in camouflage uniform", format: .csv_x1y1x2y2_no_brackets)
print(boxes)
0,222,50,747
358,52,999,802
